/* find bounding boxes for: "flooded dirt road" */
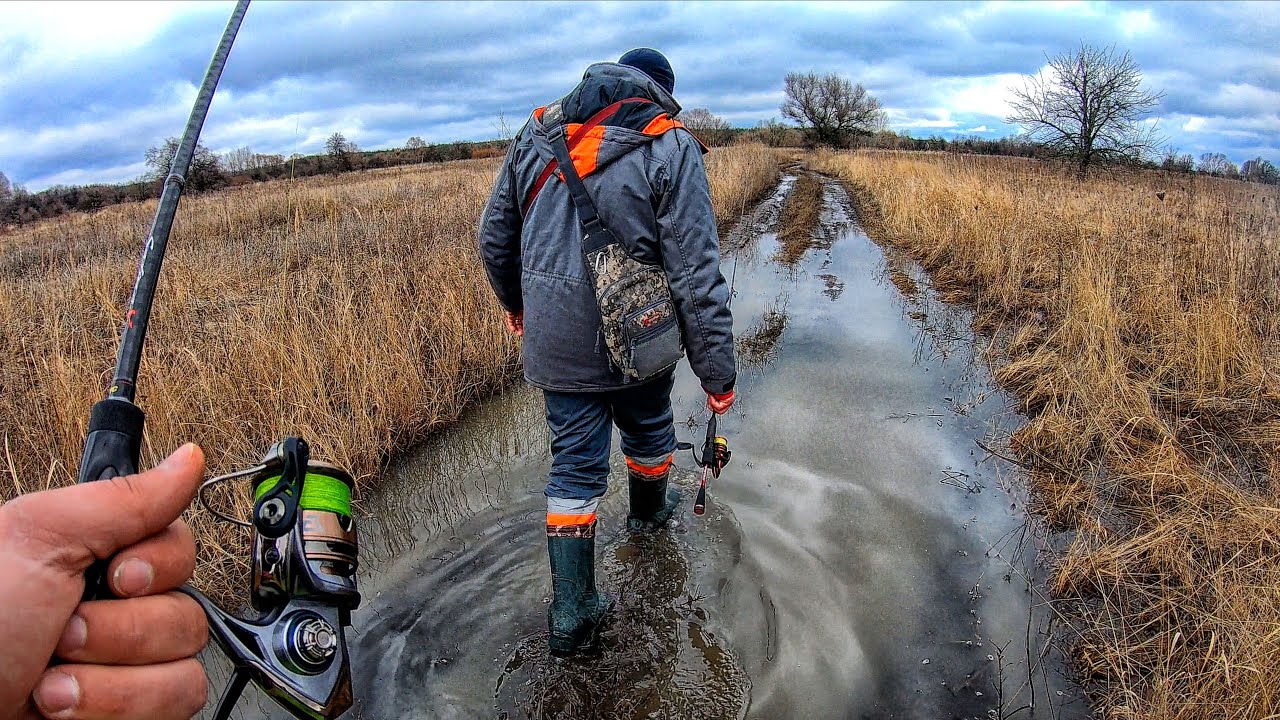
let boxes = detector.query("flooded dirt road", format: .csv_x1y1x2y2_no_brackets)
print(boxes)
222,174,1090,719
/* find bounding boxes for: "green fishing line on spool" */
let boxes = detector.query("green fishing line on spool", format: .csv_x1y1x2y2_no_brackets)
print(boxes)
254,472,352,517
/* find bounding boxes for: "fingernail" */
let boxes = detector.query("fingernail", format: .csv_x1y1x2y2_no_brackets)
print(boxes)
158,442,195,470
58,614,87,653
158,444,186,469
33,671,79,717
113,557,155,596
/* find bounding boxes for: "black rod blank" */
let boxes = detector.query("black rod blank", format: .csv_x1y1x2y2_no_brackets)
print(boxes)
109,0,250,403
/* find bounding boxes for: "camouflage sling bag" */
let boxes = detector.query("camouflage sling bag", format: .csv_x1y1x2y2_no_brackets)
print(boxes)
548,124,684,380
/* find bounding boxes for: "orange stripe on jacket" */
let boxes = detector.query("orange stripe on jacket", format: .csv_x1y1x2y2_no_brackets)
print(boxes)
641,114,682,135
546,512,598,526
569,126,607,178
547,123,606,180
626,455,673,477
642,114,709,152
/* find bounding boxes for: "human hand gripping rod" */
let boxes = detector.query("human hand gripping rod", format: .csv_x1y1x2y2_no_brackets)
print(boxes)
73,3,362,718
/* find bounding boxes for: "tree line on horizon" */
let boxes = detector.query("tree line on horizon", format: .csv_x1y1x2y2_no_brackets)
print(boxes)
0,134,508,227
2,42,1276,229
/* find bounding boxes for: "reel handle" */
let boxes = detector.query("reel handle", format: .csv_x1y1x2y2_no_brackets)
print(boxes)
701,414,718,469
76,398,145,599
181,587,355,720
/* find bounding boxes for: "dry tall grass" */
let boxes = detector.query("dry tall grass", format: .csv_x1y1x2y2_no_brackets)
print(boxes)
815,150,1280,720
706,143,783,236
0,144,778,600
774,174,825,265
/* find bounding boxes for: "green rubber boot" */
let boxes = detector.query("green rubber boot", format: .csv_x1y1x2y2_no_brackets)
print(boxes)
627,462,681,532
547,534,613,656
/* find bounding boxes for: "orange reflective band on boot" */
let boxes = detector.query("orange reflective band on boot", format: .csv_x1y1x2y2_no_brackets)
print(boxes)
547,512,597,526
626,455,673,477
547,512,597,538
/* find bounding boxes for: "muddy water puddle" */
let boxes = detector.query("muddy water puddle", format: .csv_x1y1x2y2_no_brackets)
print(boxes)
223,174,1089,719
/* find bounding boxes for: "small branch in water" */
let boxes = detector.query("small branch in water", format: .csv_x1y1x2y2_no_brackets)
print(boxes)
975,439,1032,470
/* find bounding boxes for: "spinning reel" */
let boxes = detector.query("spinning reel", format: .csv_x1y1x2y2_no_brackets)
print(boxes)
185,437,360,720
677,413,732,516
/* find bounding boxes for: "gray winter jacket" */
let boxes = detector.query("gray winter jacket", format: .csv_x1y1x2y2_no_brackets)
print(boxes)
477,63,736,394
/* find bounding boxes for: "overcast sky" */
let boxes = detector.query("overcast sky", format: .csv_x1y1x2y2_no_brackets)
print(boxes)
1,1,1276,191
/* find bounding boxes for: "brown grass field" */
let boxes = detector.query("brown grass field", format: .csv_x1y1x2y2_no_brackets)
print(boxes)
815,150,1280,720
0,143,778,600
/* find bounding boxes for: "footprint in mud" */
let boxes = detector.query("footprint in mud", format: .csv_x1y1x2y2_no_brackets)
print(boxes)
494,483,750,720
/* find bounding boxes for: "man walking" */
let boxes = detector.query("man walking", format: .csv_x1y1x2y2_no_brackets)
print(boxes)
478,48,736,655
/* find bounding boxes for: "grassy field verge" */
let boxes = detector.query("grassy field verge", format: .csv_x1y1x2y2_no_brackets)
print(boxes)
815,149,1280,720
0,143,779,600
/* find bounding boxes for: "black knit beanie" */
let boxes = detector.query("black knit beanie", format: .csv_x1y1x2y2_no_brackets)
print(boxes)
618,48,675,95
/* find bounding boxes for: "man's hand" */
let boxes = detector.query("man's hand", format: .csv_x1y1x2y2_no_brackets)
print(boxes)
505,310,525,337
707,390,735,414
0,444,209,720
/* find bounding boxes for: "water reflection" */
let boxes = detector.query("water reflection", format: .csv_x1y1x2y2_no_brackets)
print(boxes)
357,383,548,565
736,293,789,373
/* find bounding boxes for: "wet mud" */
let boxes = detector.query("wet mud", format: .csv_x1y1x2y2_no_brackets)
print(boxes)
213,172,1091,719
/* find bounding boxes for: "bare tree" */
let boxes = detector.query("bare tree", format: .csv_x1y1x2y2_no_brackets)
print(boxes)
680,108,732,146
1008,44,1164,178
0,170,10,200
1198,152,1239,179
1241,157,1279,185
404,135,428,163
493,113,514,146
222,146,255,173
781,72,886,147
746,118,796,148
1161,149,1194,173
325,132,356,172
249,153,285,170
144,137,228,192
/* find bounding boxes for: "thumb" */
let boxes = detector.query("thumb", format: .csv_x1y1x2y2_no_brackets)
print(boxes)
6,444,204,571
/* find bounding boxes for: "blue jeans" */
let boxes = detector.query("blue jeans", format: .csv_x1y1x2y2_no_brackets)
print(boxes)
543,373,677,507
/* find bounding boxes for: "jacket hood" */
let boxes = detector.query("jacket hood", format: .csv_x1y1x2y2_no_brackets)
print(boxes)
527,63,687,177
563,62,682,120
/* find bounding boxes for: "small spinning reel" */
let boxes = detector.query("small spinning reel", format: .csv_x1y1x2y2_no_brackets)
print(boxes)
677,413,732,516
183,437,361,720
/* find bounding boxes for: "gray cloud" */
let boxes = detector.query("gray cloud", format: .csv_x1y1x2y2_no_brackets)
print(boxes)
1,1,1276,191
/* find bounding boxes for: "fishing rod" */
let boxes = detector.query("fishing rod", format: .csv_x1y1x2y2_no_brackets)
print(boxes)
74,2,361,718
677,412,731,516
673,228,740,516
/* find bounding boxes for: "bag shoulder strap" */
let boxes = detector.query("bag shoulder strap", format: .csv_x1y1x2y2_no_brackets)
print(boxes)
548,126,611,253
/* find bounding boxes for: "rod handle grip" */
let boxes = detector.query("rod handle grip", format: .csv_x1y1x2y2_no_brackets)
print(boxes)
77,399,145,599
